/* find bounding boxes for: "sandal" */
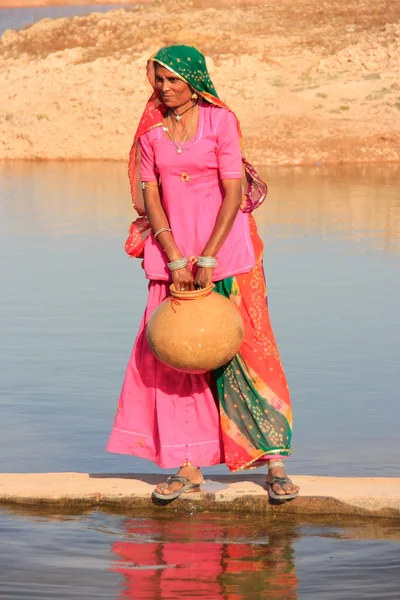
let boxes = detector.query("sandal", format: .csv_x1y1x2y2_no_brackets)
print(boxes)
266,476,299,503
152,475,202,501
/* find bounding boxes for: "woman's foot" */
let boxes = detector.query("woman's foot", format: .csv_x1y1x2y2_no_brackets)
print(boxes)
155,465,203,496
266,461,300,499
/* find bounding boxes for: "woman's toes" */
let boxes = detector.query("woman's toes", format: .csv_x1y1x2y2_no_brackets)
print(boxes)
156,482,173,495
160,481,183,495
270,480,299,496
272,483,287,495
283,482,299,495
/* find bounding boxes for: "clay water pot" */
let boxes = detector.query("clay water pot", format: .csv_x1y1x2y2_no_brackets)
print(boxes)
146,283,244,373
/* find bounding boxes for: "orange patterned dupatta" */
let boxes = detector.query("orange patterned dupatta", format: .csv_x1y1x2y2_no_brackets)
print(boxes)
125,44,268,258
124,92,164,257
213,217,292,471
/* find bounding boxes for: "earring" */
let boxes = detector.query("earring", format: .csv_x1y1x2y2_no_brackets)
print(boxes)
192,92,198,100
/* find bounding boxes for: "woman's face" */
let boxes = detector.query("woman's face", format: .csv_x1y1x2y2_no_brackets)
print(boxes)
154,64,193,110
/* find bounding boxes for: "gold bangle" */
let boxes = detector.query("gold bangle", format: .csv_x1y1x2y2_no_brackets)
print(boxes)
163,242,175,254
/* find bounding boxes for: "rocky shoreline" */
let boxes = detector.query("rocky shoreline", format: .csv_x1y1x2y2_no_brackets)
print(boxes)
0,0,399,164
1,472,400,519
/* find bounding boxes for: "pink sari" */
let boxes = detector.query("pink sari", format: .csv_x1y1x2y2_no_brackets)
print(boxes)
108,45,292,471
107,281,224,468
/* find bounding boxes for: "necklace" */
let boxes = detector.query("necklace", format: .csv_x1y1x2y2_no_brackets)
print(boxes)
166,105,198,154
172,103,196,122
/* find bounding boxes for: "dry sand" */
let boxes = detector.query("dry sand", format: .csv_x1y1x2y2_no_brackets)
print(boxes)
0,0,399,164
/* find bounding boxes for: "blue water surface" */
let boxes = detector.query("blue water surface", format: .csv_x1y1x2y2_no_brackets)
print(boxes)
0,509,399,600
0,162,399,477
0,3,134,36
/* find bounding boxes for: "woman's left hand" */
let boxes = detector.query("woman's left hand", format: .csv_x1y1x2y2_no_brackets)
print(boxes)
194,266,214,289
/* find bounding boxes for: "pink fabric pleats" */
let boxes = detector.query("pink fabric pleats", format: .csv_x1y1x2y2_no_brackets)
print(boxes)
106,282,224,469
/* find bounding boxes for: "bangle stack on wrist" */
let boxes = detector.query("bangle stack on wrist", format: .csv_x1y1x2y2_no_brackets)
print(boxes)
197,255,217,268
167,257,188,271
166,255,217,271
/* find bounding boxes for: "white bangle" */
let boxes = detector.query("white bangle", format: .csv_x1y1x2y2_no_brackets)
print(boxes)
167,257,188,271
197,255,217,268
154,227,172,239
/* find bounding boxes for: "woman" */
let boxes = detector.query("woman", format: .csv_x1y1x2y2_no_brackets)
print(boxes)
107,45,299,502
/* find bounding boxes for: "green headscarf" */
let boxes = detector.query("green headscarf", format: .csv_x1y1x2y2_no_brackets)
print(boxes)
152,45,219,98
126,44,268,228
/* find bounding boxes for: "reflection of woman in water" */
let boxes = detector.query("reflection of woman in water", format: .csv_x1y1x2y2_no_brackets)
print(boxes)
107,45,299,502
111,516,298,599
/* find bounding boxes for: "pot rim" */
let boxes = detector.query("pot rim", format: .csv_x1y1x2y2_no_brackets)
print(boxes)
170,282,214,300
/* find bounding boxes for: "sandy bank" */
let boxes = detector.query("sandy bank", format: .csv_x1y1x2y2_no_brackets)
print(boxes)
0,0,399,164
1,473,400,519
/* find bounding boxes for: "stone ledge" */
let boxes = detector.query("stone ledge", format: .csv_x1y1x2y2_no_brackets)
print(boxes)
1,473,399,519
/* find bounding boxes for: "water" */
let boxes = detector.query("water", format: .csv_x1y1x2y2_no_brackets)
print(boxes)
1,10,399,598
0,161,399,478
0,4,135,36
0,161,400,476
0,508,399,599
1,9,400,597
0,161,399,598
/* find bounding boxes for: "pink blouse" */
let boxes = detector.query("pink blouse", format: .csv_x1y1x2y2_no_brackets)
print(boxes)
139,104,255,281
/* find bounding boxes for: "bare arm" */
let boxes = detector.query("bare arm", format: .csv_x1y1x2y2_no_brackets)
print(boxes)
143,186,195,291
194,178,242,289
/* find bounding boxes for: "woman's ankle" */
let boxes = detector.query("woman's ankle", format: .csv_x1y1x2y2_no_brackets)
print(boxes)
177,464,203,483
266,459,286,477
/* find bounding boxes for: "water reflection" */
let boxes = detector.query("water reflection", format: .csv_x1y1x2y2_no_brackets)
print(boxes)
111,516,297,600
0,161,132,235
256,165,400,255
1,162,399,253
1,507,400,600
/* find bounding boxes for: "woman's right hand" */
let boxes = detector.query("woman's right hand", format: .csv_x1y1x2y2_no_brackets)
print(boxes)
171,266,195,291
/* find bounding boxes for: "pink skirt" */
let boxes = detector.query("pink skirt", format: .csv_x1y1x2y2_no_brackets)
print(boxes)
106,281,224,469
